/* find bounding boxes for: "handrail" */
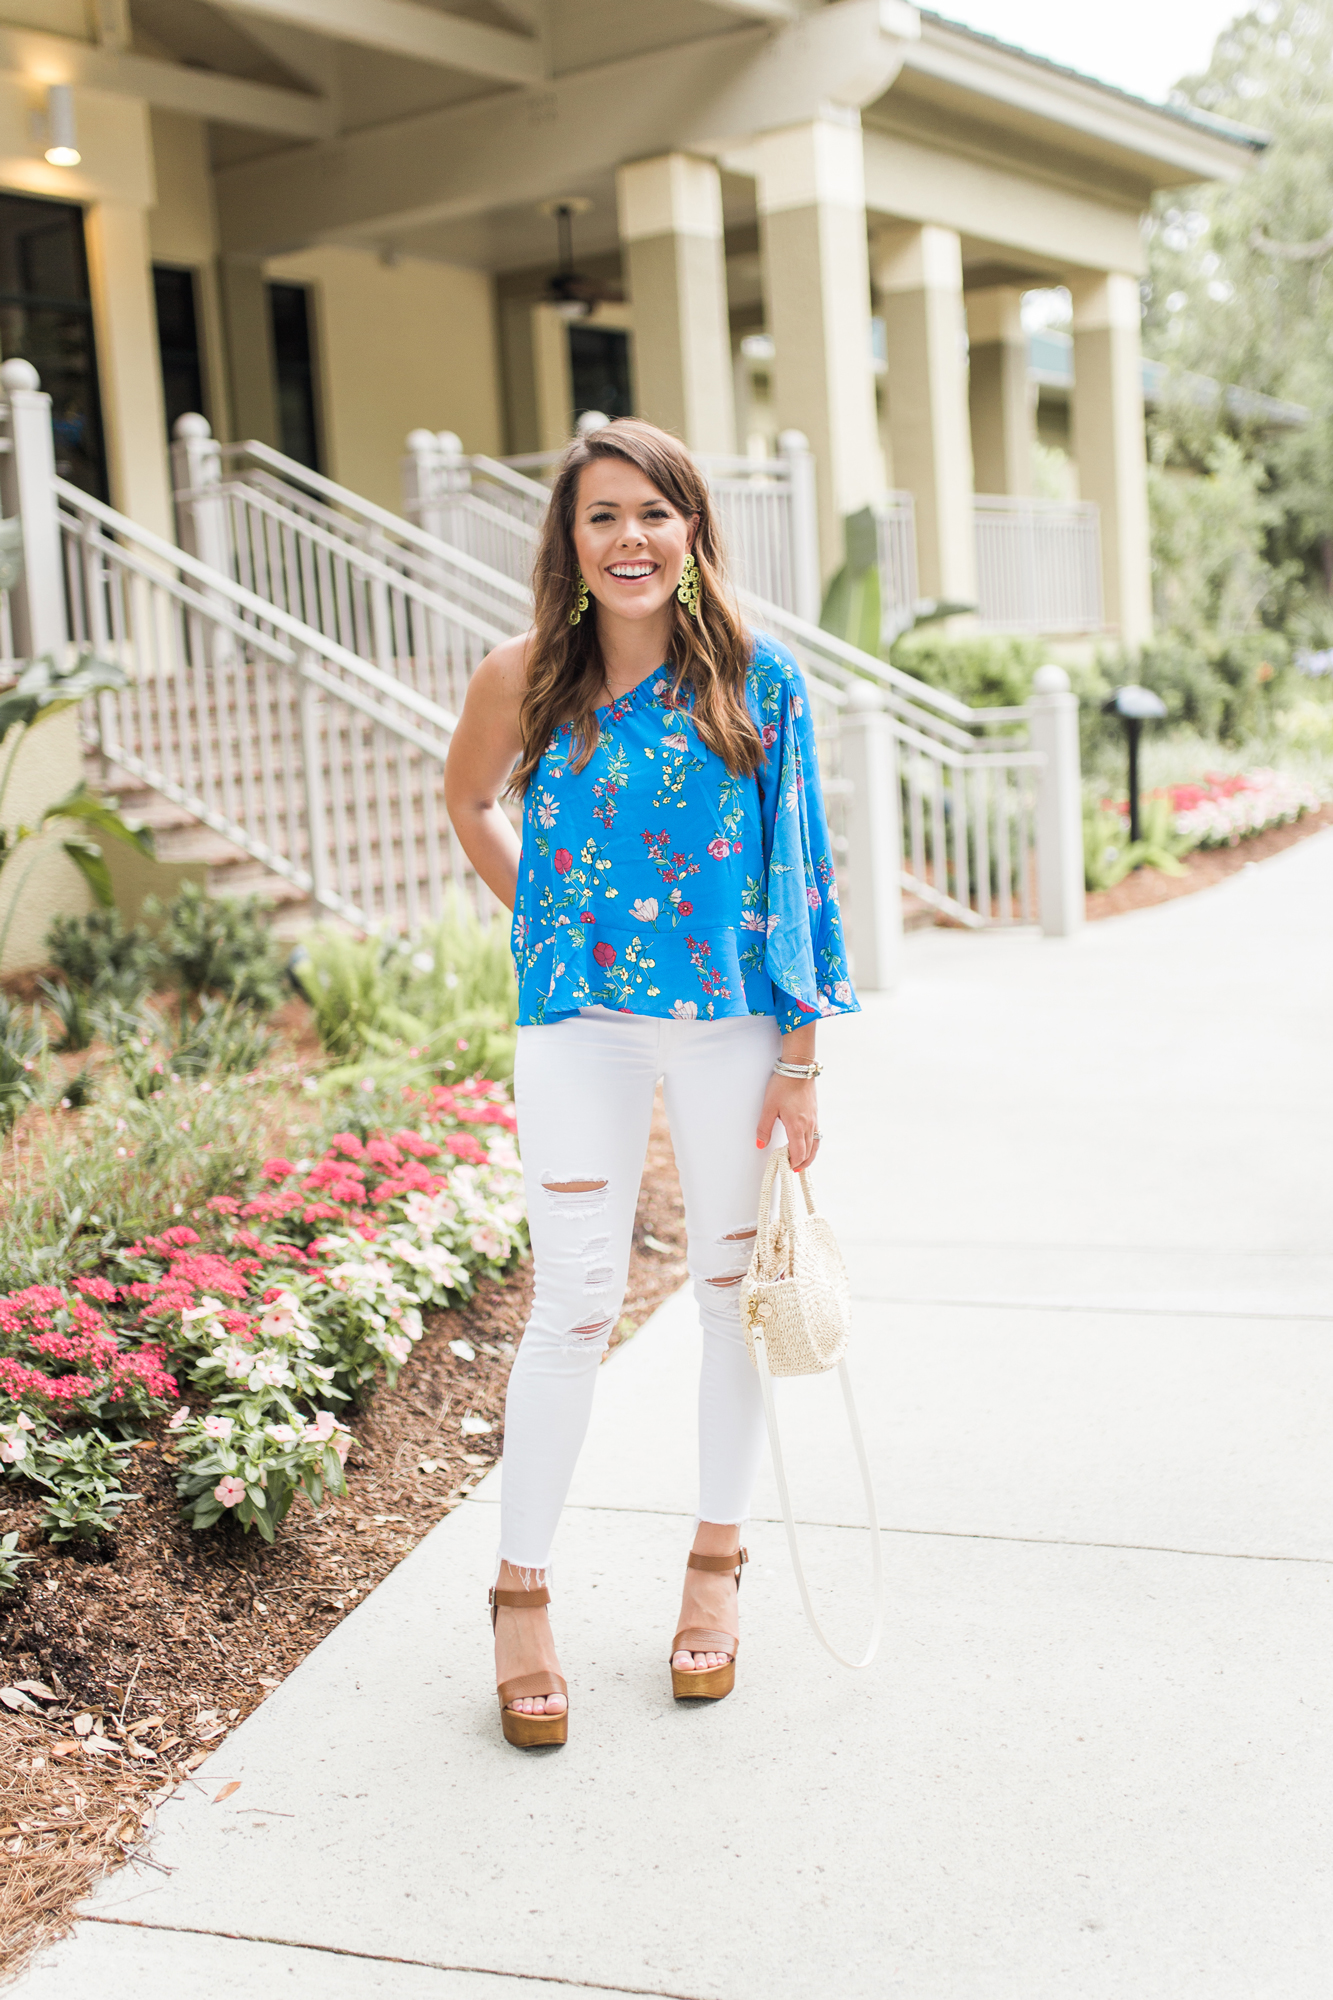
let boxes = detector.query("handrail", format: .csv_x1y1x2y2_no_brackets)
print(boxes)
56,478,461,736
215,439,533,609
196,473,515,650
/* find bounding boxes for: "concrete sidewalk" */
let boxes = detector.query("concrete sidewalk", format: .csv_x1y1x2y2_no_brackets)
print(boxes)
15,832,1333,1999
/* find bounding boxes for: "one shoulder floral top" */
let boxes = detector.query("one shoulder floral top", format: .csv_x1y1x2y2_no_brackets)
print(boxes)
511,631,858,1032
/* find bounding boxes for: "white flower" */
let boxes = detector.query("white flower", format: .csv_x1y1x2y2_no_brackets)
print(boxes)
265,1423,298,1444
630,897,659,922
536,790,560,828
834,980,853,1004
670,999,698,1020
203,1414,234,1439
222,1346,251,1380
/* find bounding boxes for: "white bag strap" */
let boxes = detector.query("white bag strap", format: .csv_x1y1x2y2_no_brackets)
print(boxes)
750,1329,885,1671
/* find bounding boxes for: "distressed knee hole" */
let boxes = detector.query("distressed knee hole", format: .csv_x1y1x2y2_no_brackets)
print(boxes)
541,1176,609,1218
569,1316,613,1345
706,1272,746,1289
718,1225,757,1244
584,1265,615,1289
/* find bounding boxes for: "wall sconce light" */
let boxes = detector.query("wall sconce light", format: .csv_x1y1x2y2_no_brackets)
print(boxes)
44,84,80,167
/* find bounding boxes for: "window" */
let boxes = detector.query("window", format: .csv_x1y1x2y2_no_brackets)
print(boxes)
267,282,321,470
152,265,205,440
0,192,106,499
568,325,632,425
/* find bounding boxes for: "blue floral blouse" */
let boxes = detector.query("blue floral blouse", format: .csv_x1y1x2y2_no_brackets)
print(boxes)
511,631,858,1032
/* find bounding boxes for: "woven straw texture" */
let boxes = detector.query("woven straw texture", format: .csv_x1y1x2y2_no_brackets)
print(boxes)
740,1146,851,1378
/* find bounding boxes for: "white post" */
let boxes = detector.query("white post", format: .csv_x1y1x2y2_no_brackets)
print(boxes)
779,430,821,625
403,428,466,545
1028,663,1084,938
171,413,231,573
839,679,904,991
299,662,330,913
0,359,67,659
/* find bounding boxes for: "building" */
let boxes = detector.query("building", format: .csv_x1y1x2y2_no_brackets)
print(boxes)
0,1,1260,646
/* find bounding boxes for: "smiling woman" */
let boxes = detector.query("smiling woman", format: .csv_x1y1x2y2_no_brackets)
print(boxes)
443,418,857,1748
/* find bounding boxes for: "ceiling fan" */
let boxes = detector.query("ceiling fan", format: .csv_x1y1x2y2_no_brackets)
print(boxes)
538,197,623,320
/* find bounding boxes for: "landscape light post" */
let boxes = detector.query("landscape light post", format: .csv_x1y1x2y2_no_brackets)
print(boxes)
1104,683,1167,846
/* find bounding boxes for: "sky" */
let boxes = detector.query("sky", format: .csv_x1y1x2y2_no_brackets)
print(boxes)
932,0,1249,106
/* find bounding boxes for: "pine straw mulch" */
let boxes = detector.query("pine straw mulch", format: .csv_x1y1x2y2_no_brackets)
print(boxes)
0,1100,687,1985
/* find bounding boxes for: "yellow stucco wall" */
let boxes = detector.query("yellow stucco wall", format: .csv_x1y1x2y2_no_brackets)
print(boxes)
263,244,503,510
0,710,92,977
147,108,230,438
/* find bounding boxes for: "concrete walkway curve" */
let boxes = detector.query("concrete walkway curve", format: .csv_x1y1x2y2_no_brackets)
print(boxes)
13,829,1333,1999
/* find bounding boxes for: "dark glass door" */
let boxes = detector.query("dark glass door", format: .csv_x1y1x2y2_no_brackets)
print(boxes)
568,324,632,424
267,282,321,471
0,192,107,499
153,265,204,440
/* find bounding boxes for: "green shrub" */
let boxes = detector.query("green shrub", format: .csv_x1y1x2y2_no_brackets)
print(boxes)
45,908,159,1000
293,896,518,1091
0,1073,267,1289
1083,794,1193,892
0,1530,31,1592
152,882,285,1014
888,630,1048,710
0,996,45,1136
37,978,96,1053
25,1429,138,1544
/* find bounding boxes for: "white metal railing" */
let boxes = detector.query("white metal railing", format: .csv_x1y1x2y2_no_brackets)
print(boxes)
973,496,1103,634
58,479,478,933
171,418,529,721
875,493,919,641
405,427,823,624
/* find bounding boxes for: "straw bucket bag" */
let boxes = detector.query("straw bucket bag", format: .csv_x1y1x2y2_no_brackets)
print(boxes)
740,1145,884,1669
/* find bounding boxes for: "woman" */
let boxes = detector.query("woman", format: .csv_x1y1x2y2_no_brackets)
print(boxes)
444,418,857,1748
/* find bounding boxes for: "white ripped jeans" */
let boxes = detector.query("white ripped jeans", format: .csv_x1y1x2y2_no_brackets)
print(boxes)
498,1009,780,1573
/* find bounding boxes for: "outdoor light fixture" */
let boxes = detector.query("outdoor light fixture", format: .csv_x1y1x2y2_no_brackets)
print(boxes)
1103,683,1167,844
44,84,80,166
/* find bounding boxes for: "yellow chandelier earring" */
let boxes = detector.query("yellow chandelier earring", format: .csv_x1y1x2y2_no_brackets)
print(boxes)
568,572,590,626
676,551,701,618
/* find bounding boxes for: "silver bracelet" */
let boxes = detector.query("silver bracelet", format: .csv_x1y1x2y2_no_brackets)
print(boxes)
773,1059,822,1080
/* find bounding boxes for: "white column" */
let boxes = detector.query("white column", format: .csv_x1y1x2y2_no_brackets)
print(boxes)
966,284,1032,497
84,202,173,537
753,114,884,582
1028,663,1084,939
0,360,86,971
616,154,735,454
872,224,976,606
1070,272,1152,646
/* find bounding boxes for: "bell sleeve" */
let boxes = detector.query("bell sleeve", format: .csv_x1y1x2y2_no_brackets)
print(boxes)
755,650,860,1033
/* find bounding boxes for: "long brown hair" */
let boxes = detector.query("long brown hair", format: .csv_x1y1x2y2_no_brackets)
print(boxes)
509,418,760,796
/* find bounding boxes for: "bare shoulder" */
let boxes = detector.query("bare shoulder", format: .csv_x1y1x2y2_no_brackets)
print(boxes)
469,630,534,710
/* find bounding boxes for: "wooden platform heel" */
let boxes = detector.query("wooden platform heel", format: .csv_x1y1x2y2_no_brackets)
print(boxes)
669,1548,747,1701
490,1581,569,1748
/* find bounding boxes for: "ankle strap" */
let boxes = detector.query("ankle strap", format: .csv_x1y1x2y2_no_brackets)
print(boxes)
490,1585,551,1609
686,1549,747,1574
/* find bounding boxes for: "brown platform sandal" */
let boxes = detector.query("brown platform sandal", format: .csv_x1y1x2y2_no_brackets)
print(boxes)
669,1548,748,1701
490,1582,569,1748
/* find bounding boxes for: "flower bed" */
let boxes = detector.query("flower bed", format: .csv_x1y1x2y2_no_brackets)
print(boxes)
0,1079,526,1546
1105,768,1323,849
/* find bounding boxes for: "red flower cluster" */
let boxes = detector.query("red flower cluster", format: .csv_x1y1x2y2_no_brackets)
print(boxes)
0,1283,178,1414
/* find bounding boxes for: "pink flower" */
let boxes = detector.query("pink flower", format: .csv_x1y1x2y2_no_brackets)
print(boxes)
761,723,778,747
469,1227,503,1259
203,1413,234,1439
262,1158,297,1182
307,1409,338,1442
592,941,616,968
213,1476,246,1508
677,901,693,916
553,848,573,875
168,1405,191,1431
384,1334,411,1365
0,1434,27,1464
707,837,731,860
